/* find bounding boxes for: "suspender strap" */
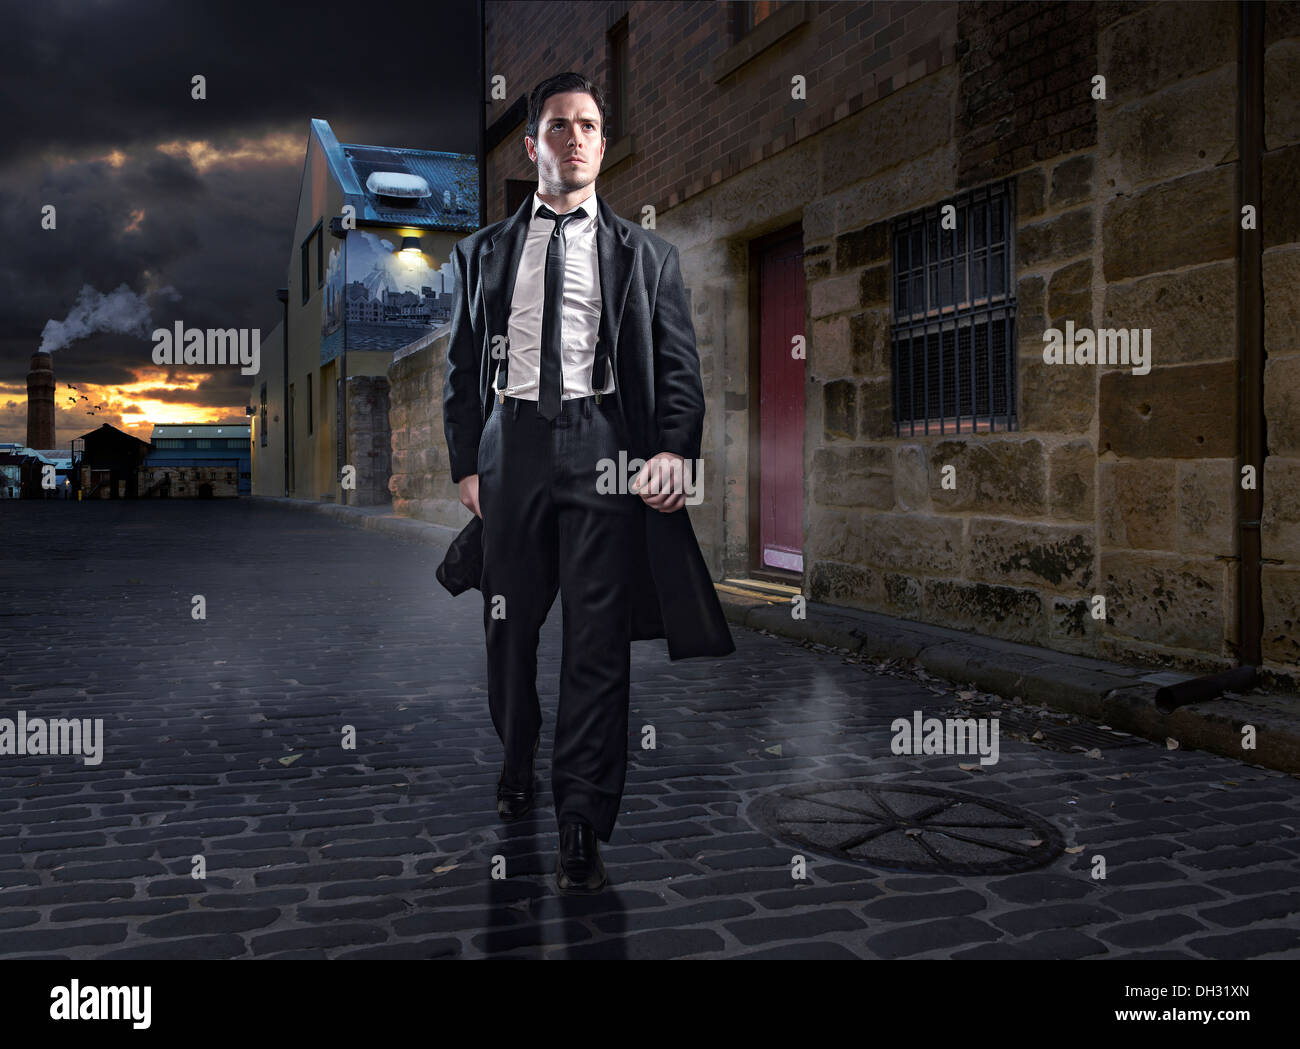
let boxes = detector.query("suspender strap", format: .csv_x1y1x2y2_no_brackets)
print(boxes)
491,338,508,400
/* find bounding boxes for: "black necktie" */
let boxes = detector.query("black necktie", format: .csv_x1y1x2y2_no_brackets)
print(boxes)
535,204,584,420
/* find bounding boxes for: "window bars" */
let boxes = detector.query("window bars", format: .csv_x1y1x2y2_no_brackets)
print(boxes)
890,179,1017,435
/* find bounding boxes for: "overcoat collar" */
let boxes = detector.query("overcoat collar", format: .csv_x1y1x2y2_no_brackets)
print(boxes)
477,190,637,406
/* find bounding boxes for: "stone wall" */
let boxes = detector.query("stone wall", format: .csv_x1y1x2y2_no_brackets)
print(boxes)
138,465,238,498
1261,1,1300,672
387,332,467,529
344,375,393,507
1092,1,1241,672
800,0,1300,687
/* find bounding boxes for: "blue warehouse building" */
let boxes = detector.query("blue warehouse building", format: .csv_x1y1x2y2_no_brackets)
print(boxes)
146,422,252,496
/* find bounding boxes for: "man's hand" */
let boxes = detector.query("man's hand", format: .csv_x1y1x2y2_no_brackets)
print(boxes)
633,452,687,513
458,474,481,519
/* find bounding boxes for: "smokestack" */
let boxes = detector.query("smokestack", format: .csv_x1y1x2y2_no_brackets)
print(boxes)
27,350,55,449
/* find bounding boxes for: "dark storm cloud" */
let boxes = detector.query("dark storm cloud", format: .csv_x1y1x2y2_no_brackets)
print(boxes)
0,0,481,444
2,0,481,157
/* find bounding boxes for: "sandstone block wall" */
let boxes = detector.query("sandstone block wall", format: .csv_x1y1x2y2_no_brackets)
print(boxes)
344,375,392,507
799,0,1299,686
387,332,468,529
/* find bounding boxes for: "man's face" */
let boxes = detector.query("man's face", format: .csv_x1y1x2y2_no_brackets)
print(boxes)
528,90,605,194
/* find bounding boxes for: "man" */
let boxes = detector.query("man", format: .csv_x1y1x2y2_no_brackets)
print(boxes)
439,72,734,894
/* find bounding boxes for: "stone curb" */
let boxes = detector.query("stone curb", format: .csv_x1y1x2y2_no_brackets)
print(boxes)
248,496,1300,776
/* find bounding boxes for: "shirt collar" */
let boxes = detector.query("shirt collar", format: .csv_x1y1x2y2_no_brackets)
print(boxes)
531,188,596,228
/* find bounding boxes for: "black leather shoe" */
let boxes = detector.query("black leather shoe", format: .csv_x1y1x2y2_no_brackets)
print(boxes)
497,735,540,822
555,819,607,894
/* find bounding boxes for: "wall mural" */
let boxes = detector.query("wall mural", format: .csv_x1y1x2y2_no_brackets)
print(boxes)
342,229,455,354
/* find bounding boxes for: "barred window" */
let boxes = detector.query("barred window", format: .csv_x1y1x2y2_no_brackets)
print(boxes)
891,180,1017,435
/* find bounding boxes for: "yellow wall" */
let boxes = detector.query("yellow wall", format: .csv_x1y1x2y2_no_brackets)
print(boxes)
249,318,285,496
275,129,463,501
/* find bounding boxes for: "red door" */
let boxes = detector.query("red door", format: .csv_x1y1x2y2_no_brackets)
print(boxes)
756,232,805,574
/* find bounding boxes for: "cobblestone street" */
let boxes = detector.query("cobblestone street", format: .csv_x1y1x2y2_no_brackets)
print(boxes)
2,499,1298,959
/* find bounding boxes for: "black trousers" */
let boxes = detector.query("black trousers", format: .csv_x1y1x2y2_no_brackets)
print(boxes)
476,393,641,842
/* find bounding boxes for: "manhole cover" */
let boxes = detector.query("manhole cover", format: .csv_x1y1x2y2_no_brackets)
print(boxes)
748,781,1065,875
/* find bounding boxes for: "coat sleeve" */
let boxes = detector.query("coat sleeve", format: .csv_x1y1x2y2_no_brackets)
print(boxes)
442,241,482,483
650,244,705,462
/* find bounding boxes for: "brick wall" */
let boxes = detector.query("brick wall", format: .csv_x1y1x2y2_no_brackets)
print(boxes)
484,0,957,224
956,0,1099,186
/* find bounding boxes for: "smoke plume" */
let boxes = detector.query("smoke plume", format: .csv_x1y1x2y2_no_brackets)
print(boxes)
39,283,179,353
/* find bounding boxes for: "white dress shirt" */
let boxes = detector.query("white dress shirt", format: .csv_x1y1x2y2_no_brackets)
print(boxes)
495,188,614,400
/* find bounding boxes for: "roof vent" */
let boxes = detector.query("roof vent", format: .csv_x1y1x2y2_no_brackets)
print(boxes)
366,172,431,199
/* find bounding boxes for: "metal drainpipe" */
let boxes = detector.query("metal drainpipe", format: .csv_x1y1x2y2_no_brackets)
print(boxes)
1154,0,1265,713
277,288,289,498
341,339,348,507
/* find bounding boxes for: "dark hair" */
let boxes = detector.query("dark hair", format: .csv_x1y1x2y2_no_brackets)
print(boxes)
526,72,607,147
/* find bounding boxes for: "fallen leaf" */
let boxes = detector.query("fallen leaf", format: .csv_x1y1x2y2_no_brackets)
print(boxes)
1064,845,1085,854
1017,839,1044,847
765,744,783,756
1166,737,1180,750
433,864,459,874
278,754,302,766
904,828,924,837
1084,748,1102,760
1223,780,1238,787
958,690,976,700
958,762,982,771
1032,730,1044,740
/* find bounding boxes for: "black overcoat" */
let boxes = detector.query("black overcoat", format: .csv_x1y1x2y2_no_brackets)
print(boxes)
437,191,735,661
